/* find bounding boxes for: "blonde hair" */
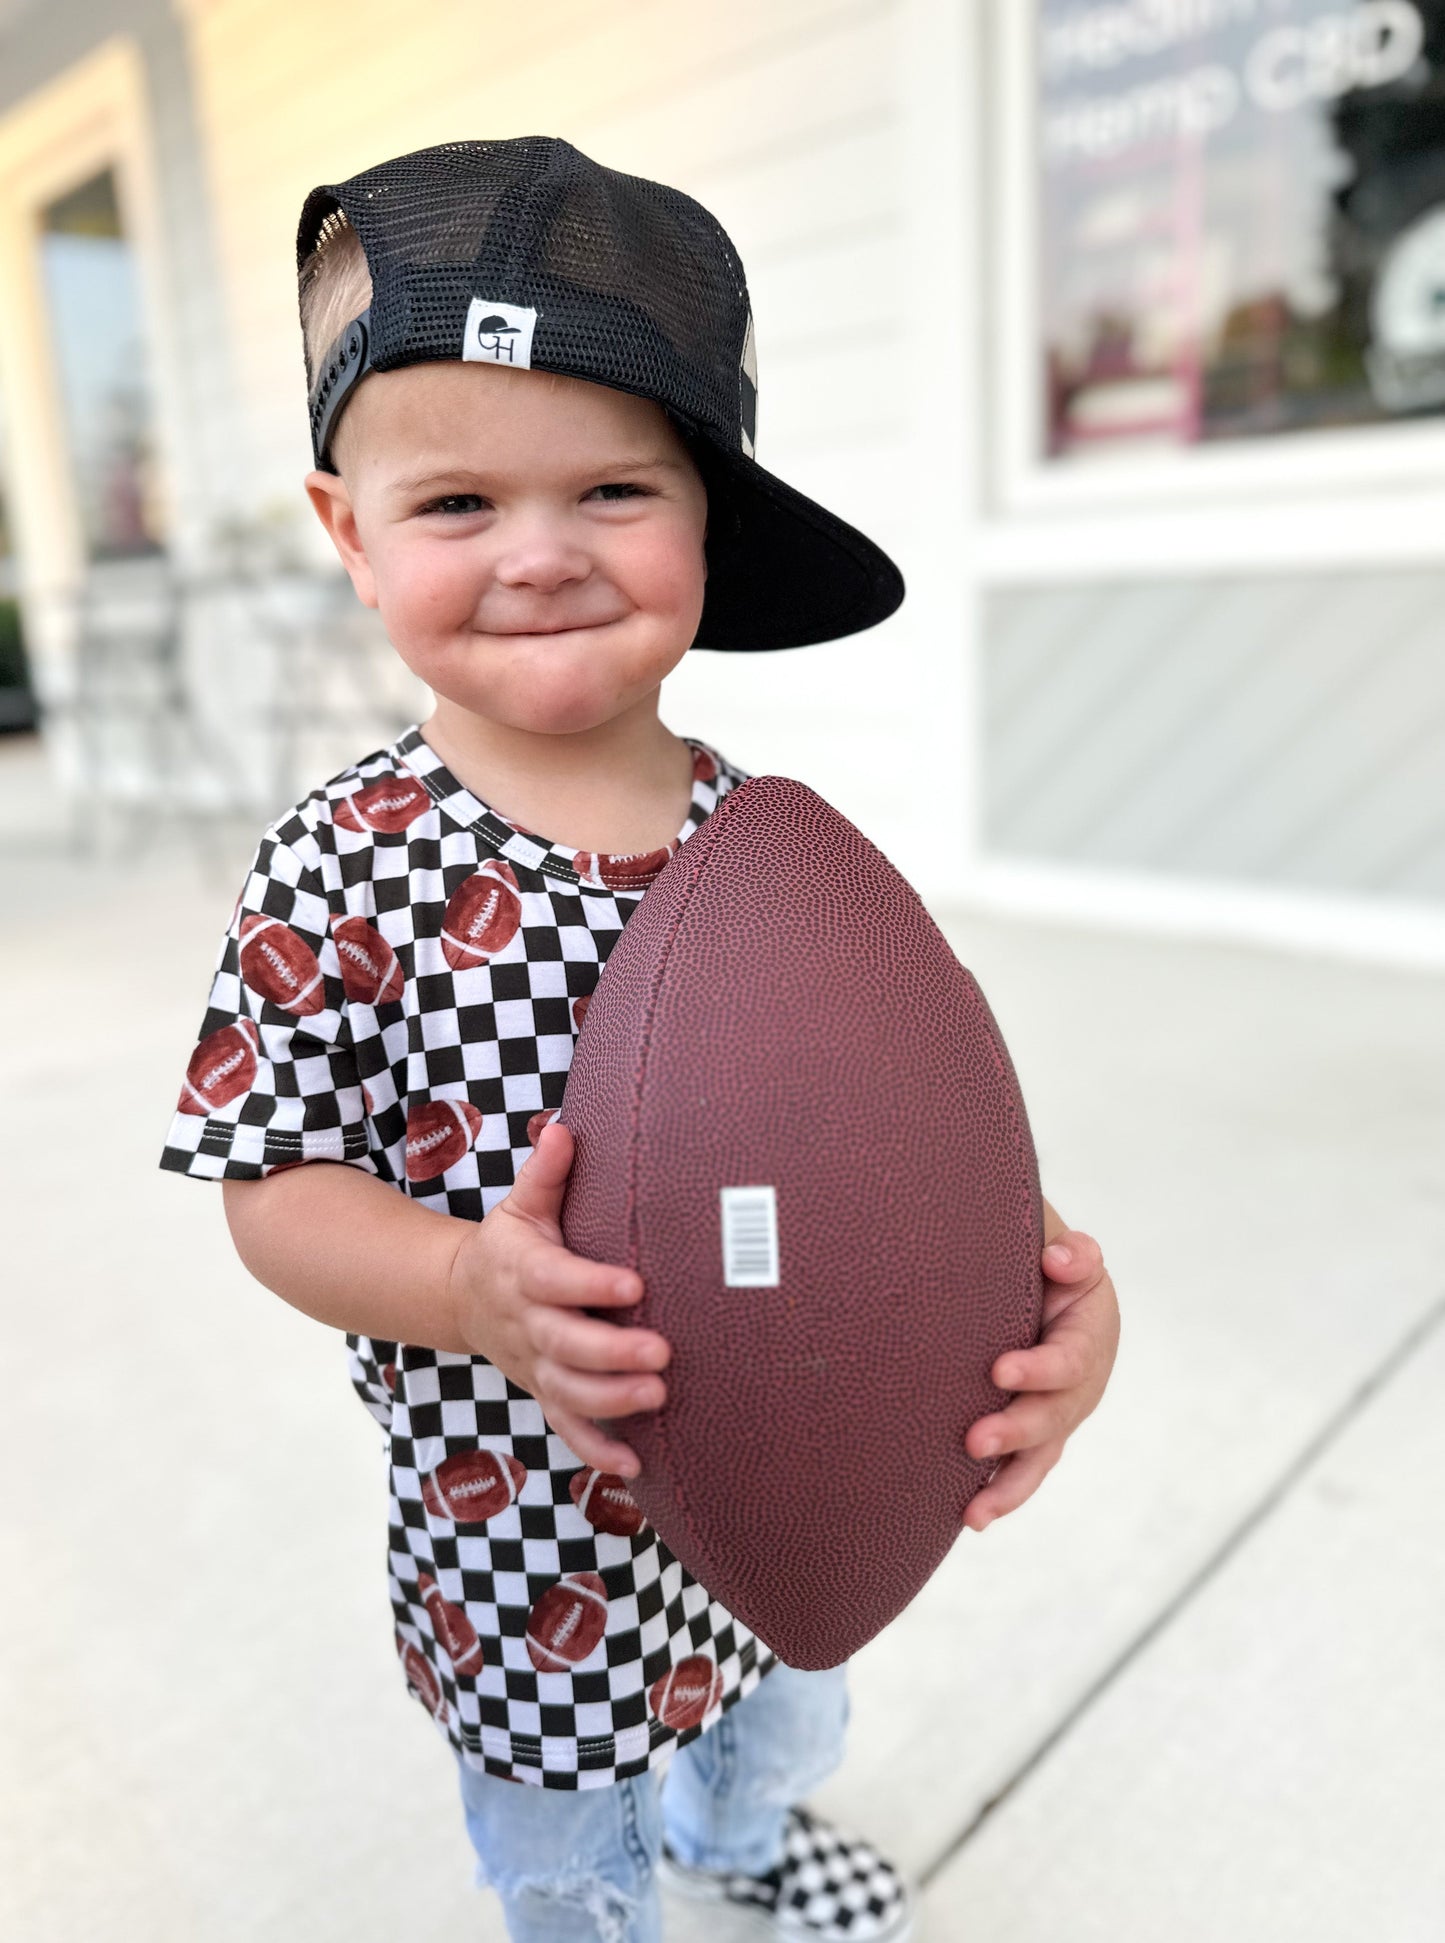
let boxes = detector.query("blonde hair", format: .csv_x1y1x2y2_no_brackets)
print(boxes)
298,210,372,398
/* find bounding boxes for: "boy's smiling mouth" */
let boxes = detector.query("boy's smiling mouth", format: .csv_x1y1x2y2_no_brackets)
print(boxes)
486,619,620,636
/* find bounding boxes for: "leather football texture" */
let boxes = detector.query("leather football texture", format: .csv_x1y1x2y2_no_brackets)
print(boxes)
557,775,1043,1669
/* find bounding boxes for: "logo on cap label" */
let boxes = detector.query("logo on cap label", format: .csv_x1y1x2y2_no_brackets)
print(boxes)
463,297,538,368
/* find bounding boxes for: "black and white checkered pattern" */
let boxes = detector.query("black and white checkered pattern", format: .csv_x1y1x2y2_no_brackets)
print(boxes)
160,724,777,1788
660,1804,914,1939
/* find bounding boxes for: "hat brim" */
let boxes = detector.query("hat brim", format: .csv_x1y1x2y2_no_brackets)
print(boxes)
672,421,905,652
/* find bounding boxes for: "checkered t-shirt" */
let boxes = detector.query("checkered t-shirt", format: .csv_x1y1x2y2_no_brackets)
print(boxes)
160,724,777,1788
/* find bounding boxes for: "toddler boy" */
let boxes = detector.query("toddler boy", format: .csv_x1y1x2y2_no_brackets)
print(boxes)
161,138,1119,1943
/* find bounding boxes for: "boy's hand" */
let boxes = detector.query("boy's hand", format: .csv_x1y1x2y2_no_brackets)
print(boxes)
448,1119,669,1478
961,1225,1120,1532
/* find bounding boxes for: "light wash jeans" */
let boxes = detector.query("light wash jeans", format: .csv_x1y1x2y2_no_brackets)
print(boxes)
455,1660,850,1942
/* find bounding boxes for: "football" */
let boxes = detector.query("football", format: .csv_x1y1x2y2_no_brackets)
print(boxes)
421,1448,526,1523
405,1098,483,1182
441,860,523,970
648,1655,724,1732
416,1571,485,1676
177,1020,259,1115
572,844,678,891
238,914,326,1016
568,1467,649,1537
525,1572,608,1672
557,774,1044,1669
331,915,404,1006
396,1632,446,1720
334,775,432,833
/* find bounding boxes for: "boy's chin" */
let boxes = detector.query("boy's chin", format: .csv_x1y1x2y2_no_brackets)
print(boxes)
433,689,657,739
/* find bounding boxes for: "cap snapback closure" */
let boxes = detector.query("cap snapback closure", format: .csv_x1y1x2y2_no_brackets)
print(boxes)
309,307,372,473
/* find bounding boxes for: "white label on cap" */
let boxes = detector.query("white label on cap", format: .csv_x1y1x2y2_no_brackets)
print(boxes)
462,297,538,369
720,1185,780,1288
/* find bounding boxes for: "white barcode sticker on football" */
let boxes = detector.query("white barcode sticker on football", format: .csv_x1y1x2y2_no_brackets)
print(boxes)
720,1185,779,1288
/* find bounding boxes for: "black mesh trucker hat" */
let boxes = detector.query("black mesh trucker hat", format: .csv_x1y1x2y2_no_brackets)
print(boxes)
296,136,904,653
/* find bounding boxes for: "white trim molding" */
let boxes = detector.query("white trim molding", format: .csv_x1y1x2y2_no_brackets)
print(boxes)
957,854,1445,971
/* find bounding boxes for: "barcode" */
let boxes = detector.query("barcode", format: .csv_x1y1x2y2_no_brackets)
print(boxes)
720,1185,780,1287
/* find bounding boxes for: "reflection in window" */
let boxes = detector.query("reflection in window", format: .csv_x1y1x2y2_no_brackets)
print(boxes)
1038,0,1445,461
37,167,166,558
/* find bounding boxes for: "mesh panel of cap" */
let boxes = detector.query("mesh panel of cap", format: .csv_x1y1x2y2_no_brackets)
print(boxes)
299,137,751,454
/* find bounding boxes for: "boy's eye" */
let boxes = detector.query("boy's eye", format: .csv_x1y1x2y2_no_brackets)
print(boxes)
418,483,654,517
421,494,485,517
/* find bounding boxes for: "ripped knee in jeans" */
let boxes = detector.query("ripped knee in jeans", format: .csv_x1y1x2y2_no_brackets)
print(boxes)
500,1867,645,1943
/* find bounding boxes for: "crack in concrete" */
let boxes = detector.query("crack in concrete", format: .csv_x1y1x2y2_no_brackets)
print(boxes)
919,1286,1445,1889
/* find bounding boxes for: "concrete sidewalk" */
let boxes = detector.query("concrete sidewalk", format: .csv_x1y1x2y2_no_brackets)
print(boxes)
3,732,1441,1942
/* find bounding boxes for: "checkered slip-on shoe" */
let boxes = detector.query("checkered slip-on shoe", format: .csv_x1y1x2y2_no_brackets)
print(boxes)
656,1804,915,1940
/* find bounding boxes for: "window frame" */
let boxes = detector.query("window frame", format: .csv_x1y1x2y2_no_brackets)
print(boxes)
988,1,1445,535
0,36,178,598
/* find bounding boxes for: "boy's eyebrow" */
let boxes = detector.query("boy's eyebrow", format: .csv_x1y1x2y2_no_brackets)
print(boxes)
388,456,686,496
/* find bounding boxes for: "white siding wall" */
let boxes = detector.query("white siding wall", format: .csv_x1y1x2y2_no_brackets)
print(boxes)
983,572,1445,909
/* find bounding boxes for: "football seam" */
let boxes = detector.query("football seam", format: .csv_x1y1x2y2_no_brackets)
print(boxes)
621,777,753,1577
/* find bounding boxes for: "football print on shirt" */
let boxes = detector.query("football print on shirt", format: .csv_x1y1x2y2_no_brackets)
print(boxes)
176,1020,259,1115
572,842,679,891
569,1468,648,1537
405,1099,483,1182
648,1654,724,1731
526,1573,609,1673
330,915,404,1005
238,914,325,1015
440,859,522,969
334,775,432,832
417,1572,484,1677
421,1449,527,1523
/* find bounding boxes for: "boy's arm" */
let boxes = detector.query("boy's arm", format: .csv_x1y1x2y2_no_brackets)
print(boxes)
220,1127,671,1476
222,1163,472,1352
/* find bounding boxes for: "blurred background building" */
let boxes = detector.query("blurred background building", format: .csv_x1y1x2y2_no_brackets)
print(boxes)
0,0,1442,959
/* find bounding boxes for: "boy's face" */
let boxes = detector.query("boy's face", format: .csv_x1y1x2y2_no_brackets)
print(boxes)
304,363,709,738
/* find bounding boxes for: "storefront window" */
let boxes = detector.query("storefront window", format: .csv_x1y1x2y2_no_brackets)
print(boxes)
37,167,166,557
1039,0,1445,460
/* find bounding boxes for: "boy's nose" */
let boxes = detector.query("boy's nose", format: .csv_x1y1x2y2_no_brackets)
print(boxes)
490,521,593,592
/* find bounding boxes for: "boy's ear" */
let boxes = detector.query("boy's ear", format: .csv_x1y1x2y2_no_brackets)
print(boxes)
304,469,378,609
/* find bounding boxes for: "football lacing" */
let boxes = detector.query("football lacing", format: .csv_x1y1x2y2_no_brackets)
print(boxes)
259,938,299,987
464,888,502,939
338,935,382,978
201,1045,247,1087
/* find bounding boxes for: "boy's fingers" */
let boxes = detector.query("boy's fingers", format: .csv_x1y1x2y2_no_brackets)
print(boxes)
992,1341,1084,1392
530,1308,670,1373
967,1393,1072,1461
522,1239,642,1308
964,1438,1063,1530
545,1403,643,1480
504,1119,573,1218
536,1358,667,1421
1043,1230,1102,1279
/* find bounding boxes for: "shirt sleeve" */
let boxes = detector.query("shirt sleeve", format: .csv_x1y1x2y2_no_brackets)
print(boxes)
159,823,376,1182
